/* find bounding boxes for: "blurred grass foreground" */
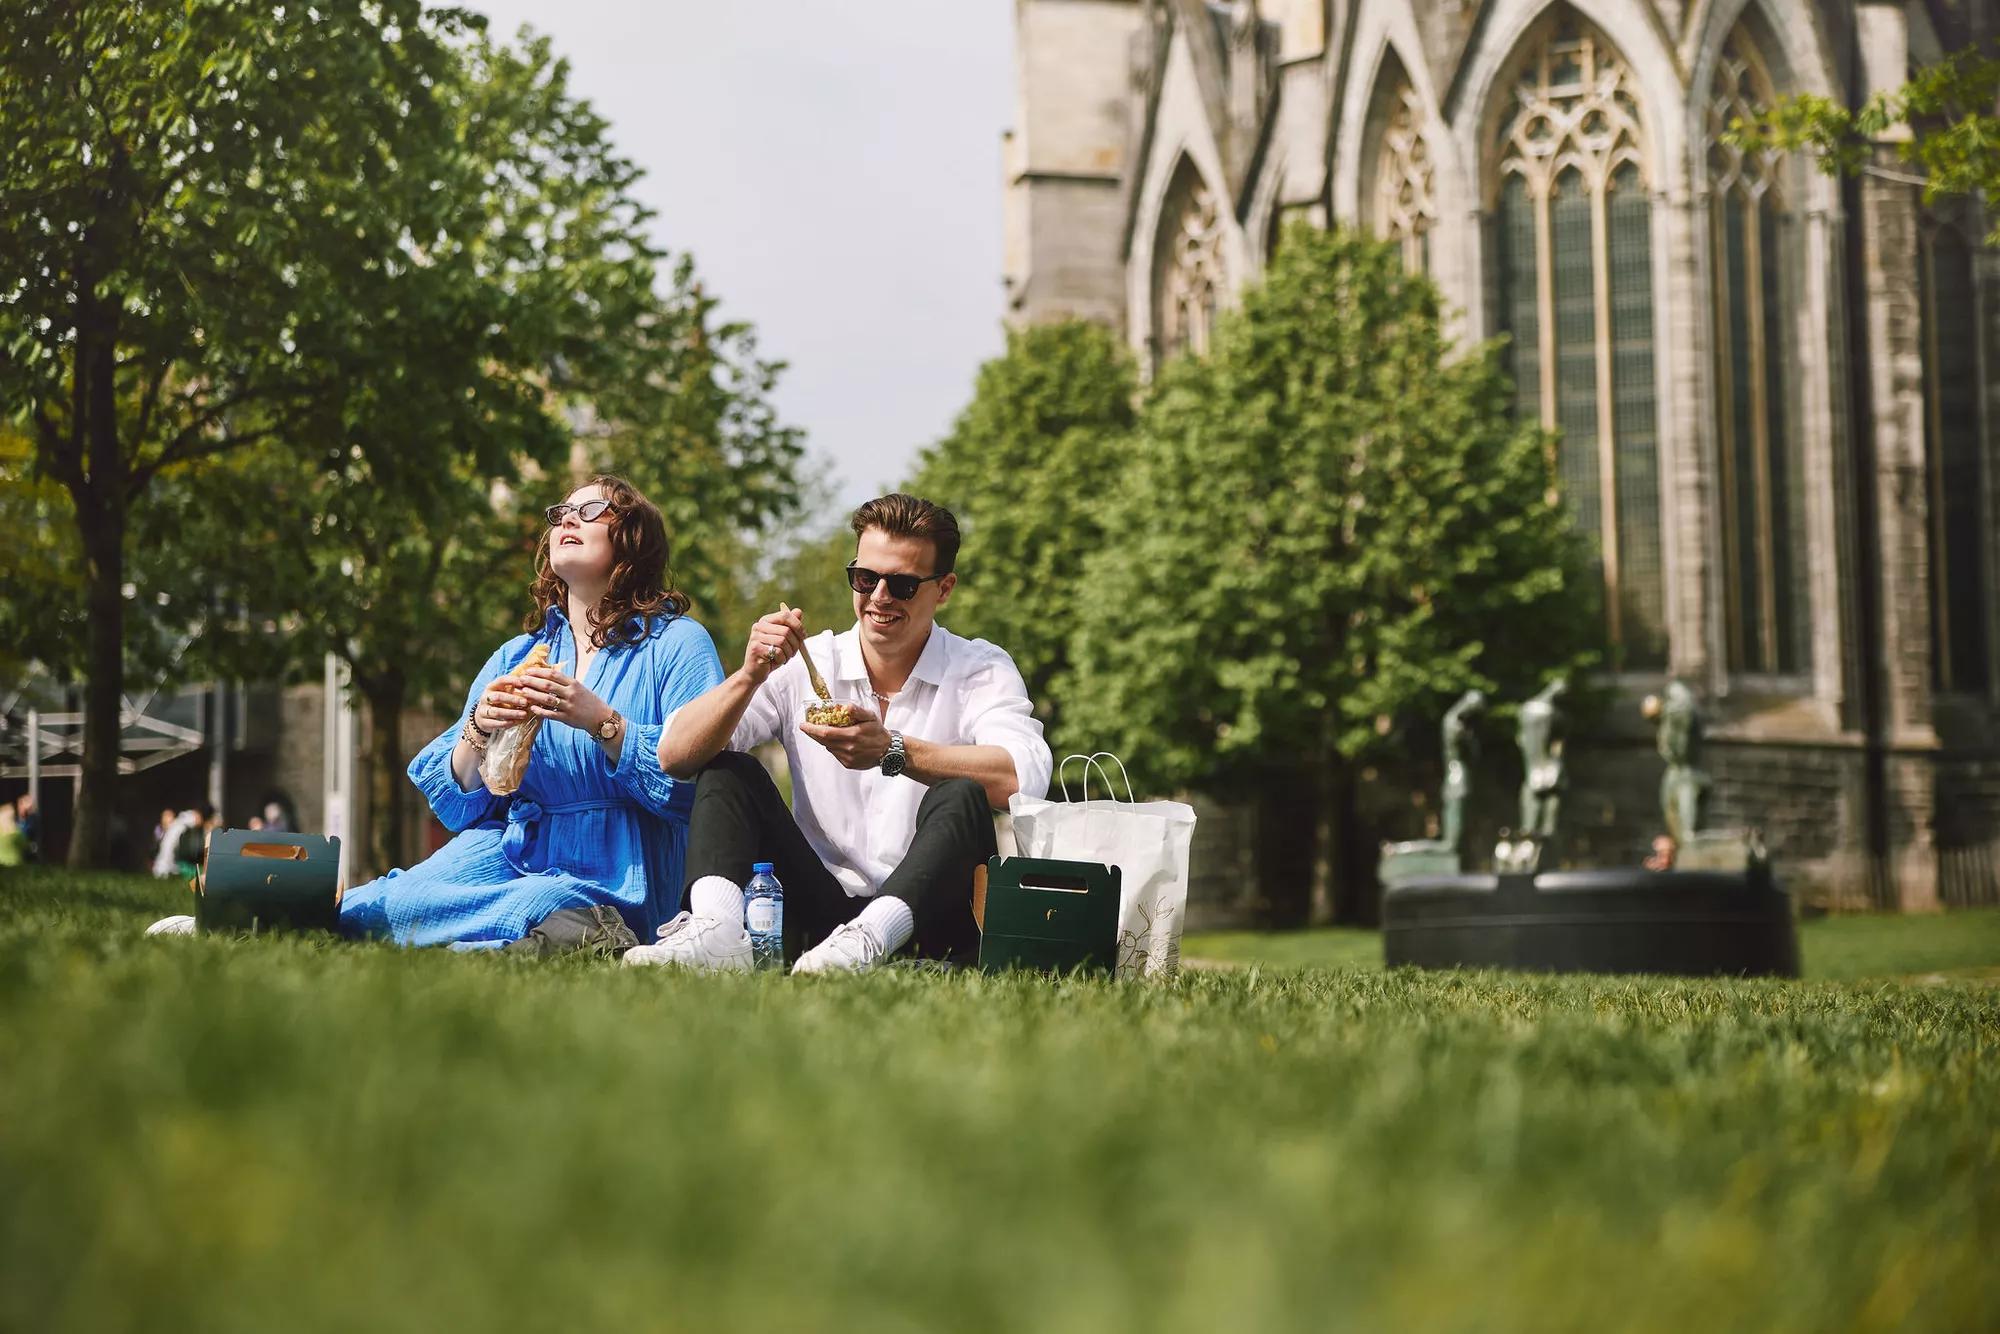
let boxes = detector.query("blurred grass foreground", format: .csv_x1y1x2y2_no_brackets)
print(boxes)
2,869,1995,1332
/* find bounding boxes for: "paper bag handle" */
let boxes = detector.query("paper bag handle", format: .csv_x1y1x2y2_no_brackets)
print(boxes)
1058,752,1135,805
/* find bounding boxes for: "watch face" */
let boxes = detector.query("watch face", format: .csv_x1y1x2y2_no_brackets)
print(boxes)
599,717,617,740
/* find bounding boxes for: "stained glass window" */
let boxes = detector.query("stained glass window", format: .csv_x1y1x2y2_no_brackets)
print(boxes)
1155,161,1227,364
1372,79,1437,272
1921,220,1991,695
1487,9,1664,667
1706,24,1810,674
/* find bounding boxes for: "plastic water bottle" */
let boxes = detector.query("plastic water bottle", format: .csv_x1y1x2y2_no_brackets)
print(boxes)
744,862,784,971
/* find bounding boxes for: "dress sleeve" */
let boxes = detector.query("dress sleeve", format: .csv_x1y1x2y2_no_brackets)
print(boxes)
960,650,1054,804
609,619,728,817
407,640,520,832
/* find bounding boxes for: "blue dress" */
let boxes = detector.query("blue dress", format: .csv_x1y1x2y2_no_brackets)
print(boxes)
339,608,726,947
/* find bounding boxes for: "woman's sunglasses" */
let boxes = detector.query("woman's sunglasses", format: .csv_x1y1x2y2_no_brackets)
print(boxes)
545,499,616,526
847,561,946,601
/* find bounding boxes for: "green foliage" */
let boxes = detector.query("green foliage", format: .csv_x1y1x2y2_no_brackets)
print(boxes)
701,518,860,651
910,321,1139,721
593,259,809,622
1733,51,2000,244
0,3,802,862
1059,225,1599,793
2,870,1997,1332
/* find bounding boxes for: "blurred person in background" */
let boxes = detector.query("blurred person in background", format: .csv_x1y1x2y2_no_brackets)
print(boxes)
14,794,39,863
153,807,197,879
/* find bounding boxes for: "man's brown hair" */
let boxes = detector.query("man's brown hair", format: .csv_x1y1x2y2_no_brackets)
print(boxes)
850,492,961,575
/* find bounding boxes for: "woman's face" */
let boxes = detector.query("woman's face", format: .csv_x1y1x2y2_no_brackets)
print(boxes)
548,483,618,588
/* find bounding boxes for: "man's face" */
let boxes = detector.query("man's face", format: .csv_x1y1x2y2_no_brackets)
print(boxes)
850,527,954,657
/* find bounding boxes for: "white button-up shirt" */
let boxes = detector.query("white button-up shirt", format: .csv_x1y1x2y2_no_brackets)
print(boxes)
693,622,1053,898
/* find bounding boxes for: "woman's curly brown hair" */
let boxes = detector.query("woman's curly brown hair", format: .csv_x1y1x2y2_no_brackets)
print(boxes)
525,474,690,649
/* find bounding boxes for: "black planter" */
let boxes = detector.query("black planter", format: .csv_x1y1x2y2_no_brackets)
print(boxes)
1381,867,1799,977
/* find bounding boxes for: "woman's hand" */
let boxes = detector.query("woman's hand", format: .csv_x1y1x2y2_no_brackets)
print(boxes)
517,663,614,735
472,679,532,736
742,606,806,685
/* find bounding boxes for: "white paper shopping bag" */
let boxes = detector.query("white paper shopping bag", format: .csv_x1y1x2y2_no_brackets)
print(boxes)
1008,753,1196,979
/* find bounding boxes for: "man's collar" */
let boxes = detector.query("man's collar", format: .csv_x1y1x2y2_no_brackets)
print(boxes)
834,623,950,685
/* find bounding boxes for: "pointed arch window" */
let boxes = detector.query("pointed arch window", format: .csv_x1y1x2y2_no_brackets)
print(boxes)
1154,162,1226,364
1706,25,1810,676
1920,215,1991,695
1488,11,1665,667
1373,79,1437,272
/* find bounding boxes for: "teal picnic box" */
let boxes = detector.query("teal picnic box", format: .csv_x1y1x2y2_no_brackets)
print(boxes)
977,855,1121,976
195,829,341,935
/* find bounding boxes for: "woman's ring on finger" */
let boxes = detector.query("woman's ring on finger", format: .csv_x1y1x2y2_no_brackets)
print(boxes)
764,646,779,664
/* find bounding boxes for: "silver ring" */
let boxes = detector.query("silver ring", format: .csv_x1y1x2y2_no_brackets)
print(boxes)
764,646,779,664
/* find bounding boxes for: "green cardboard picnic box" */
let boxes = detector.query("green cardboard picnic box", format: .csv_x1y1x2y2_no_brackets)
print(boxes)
976,855,1121,977
195,829,341,935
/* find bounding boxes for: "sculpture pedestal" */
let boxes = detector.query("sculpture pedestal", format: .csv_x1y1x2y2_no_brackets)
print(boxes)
1379,842,1460,886
1673,830,1762,872
1382,867,1799,977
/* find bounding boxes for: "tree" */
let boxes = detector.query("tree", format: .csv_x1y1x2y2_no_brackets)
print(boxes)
1734,50,2000,244
595,261,809,622
909,321,1138,724
126,36,806,879
1058,225,1599,924
0,4,669,864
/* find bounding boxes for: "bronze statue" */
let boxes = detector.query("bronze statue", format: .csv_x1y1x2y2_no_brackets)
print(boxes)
1517,678,1568,842
1642,679,1710,845
1437,689,1486,857
1379,688,1487,882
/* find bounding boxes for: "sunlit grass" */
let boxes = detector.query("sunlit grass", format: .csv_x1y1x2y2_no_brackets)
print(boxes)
2,869,1995,1332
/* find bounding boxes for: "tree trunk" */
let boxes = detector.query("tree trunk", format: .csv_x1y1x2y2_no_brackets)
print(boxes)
1252,761,1321,928
69,494,126,869
67,305,127,870
360,671,408,882
1322,760,1380,926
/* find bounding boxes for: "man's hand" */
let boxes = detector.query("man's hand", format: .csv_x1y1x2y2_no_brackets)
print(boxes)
801,702,893,771
743,607,806,685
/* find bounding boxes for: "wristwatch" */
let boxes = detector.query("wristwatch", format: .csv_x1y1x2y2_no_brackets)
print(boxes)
880,730,907,777
597,711,624,743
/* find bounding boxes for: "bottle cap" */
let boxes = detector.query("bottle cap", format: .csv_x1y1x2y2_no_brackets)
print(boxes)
752,862,775,875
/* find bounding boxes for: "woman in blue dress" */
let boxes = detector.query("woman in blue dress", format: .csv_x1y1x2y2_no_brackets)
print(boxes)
146,473,725,946
336,473,726,947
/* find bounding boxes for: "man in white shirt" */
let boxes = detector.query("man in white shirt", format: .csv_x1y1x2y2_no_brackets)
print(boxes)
624,493,1053,973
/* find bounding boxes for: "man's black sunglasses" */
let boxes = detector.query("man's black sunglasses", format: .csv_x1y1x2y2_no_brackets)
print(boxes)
545,499,616,526
847,561,946,601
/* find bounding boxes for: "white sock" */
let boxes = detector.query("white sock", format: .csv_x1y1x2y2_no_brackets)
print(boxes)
689,876,746,931
856,896,914,956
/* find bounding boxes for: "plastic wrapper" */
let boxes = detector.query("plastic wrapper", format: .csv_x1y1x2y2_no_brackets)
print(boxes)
480,643,552,795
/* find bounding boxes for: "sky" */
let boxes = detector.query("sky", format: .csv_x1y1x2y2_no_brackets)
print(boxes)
466,1,1018,519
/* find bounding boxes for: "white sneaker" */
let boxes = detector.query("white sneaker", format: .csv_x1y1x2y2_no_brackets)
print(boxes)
620,910,751,971
145,915,196,937
791,919,888,975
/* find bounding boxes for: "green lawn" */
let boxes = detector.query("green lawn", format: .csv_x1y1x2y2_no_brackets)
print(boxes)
1184,908,2000,981
2,869,1996,1332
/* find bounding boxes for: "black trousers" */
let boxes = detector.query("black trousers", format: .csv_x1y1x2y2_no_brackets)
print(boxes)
683,751,994,965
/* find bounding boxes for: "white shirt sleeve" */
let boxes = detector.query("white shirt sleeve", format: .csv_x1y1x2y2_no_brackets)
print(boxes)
729,665,790,752
957,650,1053,802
